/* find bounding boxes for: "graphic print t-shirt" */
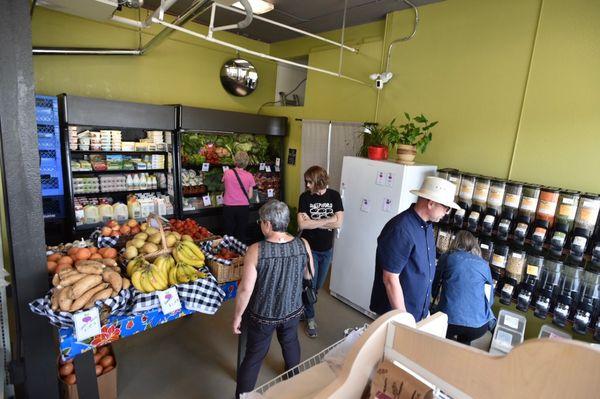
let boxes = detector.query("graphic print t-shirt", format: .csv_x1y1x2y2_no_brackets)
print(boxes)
299,188,344,251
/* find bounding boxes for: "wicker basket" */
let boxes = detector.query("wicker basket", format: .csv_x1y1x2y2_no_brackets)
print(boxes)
207,256,244,283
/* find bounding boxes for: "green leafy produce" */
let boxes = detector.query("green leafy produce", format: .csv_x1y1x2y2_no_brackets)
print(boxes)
204,169,224,192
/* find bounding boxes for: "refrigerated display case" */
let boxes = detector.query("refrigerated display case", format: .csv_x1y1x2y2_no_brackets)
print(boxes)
175,106,287,240
57,95,177,240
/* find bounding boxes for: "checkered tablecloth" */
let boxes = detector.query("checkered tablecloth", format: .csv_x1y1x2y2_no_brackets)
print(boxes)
29,288,132,329
90,230,120,248
129,266,226,314
200,235,247,266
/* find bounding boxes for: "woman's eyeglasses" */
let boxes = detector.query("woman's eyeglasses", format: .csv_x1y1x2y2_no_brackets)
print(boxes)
256,219,263,225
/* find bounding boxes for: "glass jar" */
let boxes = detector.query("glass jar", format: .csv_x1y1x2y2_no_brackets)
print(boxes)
490,243,510,290
555,191,580,234
535,187,560,229
458,174,476,208
437,168,461,201
500,248,527,305
573,270,600,334
518,184,541,222
534,259,563,319
574,194,600,237
516,254,545,311
472,176,491,208
503,181,523,214
486,179,505,214
479,239,494,262
553,264,584,327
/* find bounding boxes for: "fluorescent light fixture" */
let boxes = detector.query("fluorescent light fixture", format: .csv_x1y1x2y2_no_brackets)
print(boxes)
232,0,274,15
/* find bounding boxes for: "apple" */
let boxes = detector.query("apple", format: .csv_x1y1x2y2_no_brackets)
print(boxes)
127,219,138,228
101,226,112,237
107,220,119,229
120,225,131,235
130,225,141,234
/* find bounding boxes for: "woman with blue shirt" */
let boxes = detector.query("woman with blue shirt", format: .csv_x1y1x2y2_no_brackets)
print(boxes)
432,230,496,345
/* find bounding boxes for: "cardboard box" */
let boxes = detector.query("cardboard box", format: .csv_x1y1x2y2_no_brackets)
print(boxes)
369,360,434,399
59,346,117,399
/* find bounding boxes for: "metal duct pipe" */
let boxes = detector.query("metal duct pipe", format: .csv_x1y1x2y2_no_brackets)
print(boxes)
384,0,419,73
32,0,212,56
111,0,179,28
211,0,253,32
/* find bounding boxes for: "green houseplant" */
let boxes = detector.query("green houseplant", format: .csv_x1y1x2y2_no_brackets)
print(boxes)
386,113,437,164
358,123,389,160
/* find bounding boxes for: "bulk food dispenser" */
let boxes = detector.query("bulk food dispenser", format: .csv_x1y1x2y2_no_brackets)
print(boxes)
467,176,490,234
516,253,545,311
496,181,523,241
454,173,476,229
573,268,600,335
549,191,580,257
553,263,584,327
512,184,541,246
534,258,563,319
490,243,510,292
568,194,600,262
500,248,527,305
437,168,461,226
530,187,560,253
481,179,505,237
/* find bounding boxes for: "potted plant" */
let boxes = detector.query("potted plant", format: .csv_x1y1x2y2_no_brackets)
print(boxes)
359,123,389,160
386,113,437,164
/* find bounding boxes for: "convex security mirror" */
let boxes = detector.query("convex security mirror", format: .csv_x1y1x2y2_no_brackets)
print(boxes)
220,58,259,97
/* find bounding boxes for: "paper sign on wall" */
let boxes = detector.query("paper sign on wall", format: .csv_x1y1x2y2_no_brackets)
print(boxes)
216,194,224,205
157,287,182,315
274,165,280,172
275,157,280,167
376,171,385,186
73,307,102,342
360,198,371,212
385,173,394,187
259,163,266,171
382,198,393,213
267,189,274,198
202,195,212,207
202,163,210,172
265,165,272,172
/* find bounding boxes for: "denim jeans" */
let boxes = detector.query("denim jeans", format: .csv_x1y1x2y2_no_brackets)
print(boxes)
303,248,334,319
235,317,301,398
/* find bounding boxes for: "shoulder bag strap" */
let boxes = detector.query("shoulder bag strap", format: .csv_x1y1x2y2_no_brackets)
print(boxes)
298,237,314,279
232,168,251,205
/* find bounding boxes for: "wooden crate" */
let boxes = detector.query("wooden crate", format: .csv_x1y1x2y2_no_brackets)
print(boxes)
207,256,244,283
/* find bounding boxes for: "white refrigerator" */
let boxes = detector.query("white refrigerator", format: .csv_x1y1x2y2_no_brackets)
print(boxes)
330,156,437,318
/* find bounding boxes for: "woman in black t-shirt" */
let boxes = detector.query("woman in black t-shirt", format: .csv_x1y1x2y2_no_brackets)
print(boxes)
297,166,344,338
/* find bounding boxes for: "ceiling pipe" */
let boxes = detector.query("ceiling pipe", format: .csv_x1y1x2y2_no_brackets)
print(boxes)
211,0,253,32
384,0,419,73
111,0,179,28
32,0,212,56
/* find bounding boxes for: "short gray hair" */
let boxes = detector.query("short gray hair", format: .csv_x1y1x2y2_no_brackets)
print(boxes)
259,200,290,232
448,230,481,257
234,151,250,169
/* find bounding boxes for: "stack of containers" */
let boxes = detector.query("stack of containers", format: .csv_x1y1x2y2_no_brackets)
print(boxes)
111,130,122,151
91,131,102,151
100,130,112,151
68,127,78,151
489,310,526,355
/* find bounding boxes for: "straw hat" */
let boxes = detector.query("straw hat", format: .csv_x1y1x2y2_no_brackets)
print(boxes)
410,176,460,210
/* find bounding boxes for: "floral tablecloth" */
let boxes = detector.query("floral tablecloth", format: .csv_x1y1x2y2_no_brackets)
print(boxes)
58,281,238,361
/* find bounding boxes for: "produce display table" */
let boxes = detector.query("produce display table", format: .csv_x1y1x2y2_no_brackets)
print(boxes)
66,281,237,399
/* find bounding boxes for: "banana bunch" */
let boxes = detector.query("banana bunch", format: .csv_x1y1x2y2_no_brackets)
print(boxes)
172,240,205,268
129,257,171,293
168,262,206,285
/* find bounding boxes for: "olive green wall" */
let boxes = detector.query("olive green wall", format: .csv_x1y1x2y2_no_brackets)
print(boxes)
32,1,600,205
32,7,277,113
266,0,600,205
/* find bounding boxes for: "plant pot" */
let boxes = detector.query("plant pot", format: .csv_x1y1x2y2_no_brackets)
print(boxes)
396,144,417,165
367,145,389,160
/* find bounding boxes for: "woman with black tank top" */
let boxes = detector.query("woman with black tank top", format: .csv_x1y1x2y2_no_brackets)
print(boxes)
233,200,314,399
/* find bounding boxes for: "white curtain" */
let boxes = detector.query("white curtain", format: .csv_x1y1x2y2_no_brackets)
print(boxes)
300,120,364,192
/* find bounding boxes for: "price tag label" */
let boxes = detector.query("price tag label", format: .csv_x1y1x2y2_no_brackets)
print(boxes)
275,157,280,167
265,165,272,173
157,287,182,315
202,163,210,172
274,165,280,172
385,173,394,187
222,166,229,172
267,189,274,198
259,163,266,171
73,307,102,342
202,195,212,206
376,171,385,186
503,314,520,330
216,194,224,205
360,198,371,212
382,198,393,213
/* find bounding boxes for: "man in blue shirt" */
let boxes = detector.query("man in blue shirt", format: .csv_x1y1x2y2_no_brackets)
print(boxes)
370,176,460,322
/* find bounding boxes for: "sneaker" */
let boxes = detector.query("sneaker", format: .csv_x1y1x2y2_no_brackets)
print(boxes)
306,319,318,338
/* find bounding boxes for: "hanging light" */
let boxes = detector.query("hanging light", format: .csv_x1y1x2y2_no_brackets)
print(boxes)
232,0,274,15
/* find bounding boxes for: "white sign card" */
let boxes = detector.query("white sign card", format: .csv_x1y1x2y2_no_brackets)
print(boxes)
274,165,280,172
216,194,224,205
202,195,212,206
360,198,371,212
222,166,229,172
385,173,394,187
265,165,272,173
382,198,393,213
157,287,182,315
267,189,274,198
73,307,102,342
376,171,385,186
275,157,280,167
202,163,210,172
259,163,266,171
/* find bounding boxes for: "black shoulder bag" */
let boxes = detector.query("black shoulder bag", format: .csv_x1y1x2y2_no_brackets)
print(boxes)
299,236,318,305
232,168,251,205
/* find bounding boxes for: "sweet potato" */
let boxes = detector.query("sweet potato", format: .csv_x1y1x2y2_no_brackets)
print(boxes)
70,275,103,299
52,273,61,287
70,283,108,312
51,290,59,311
58,273,86,287
122,277,131,290
98,258,117,268
90,287,112,303
58,267,75,279
75,260,105,275
58,287,73,312
102,270,122,292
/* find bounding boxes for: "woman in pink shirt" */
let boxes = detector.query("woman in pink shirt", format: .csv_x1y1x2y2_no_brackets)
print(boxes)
222,151,256,243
